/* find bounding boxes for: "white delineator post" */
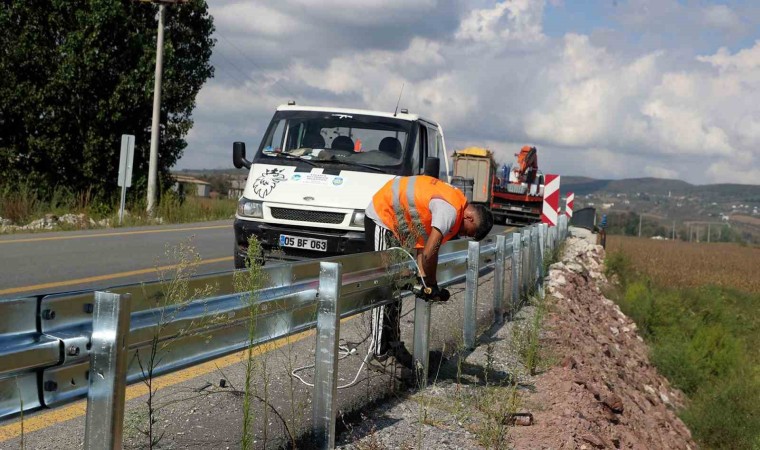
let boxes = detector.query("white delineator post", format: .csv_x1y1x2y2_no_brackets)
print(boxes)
117,135,135,225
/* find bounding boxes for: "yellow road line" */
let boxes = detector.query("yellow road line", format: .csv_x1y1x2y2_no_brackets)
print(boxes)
0,328,318,442
0,224,230,245
0,257,234,296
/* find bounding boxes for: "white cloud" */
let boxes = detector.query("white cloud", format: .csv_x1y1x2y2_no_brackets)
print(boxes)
707,161,760,185
179,0,760,185
701,4,744,31
645,165,679,179
455,0,546,46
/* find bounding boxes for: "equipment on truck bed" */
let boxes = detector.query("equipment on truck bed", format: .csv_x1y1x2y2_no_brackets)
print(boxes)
492,145,544,225
451,145,545,226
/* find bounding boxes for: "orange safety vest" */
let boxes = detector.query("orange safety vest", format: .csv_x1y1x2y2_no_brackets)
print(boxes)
372,175,467,249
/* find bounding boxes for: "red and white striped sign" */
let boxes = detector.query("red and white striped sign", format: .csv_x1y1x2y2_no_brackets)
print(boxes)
541,174,561,226
566,192,574,218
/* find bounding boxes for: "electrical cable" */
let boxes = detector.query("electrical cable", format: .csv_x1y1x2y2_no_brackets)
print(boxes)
385,246,427,289
290,247,421,389
291,335,375,389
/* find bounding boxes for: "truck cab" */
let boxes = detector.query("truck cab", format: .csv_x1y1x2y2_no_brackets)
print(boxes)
232,105,450,267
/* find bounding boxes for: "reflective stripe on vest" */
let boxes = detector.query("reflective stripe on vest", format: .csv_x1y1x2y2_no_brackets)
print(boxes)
372,175,466,249
391,176,429,246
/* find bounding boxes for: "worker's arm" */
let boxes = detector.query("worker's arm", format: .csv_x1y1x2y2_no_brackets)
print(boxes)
417,227,444,286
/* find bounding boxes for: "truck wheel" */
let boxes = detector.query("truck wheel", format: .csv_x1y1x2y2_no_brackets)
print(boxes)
235,245,266,269
234,248,248,269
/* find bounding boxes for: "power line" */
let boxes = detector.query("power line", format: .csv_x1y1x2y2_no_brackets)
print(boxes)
214,31,297,99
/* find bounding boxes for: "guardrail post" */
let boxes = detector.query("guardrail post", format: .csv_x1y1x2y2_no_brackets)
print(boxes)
531,227,541,294
521,232,528,296
312,261,343,449
511,233,521,315
538,224,547,299
84,291,132,450
464,241,480,349
493,235,507,324
413,297,431,387
525,228,533,293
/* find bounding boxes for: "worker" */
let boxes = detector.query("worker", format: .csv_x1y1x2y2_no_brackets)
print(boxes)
364,175,494,362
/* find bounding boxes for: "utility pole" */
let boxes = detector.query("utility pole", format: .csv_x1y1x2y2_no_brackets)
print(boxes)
672,221,675,240
707,223,711,243
146,3,165,217
142,0,187,217
638,213,642,237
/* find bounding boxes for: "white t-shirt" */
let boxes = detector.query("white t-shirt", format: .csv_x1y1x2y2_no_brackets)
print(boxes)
365,198,458,236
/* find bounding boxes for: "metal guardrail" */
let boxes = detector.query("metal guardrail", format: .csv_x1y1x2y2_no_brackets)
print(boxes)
0,217,569,449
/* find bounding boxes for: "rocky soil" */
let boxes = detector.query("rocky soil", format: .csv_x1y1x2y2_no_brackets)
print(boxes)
337,230,696,449
0,213,113,232
509,234,695,450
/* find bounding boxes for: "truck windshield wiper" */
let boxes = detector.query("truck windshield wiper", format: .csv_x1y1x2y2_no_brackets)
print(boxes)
266,152,318,167
324,157,386,173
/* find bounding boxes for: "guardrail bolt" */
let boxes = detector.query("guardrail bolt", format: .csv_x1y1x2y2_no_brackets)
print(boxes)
67,345,80,357
83,303,94,314
43,381,58,392
41,309,56,320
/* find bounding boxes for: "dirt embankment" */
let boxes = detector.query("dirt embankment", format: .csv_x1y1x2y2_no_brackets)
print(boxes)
510,234,696,449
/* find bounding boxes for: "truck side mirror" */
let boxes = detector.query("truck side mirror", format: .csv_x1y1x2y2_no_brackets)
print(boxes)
424,157,440,179
233,142,251,169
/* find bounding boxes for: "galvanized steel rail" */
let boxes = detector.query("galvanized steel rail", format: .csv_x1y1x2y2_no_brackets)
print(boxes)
0,217,569,449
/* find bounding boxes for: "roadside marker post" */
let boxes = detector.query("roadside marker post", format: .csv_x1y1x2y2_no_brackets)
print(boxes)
117,135,135,225
565,192,574,219
541,174,561,226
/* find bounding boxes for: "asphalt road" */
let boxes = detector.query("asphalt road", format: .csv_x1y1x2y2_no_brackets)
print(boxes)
0,220,236,299
0,220,511,299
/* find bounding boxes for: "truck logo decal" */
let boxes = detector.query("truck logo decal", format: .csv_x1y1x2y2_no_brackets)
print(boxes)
253,168,286,198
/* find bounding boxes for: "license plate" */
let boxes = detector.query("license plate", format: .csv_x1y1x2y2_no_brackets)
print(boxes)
279,234,328,252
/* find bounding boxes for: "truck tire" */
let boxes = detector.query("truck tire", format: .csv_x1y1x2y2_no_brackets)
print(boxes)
235,245,267,269
234,245,248,269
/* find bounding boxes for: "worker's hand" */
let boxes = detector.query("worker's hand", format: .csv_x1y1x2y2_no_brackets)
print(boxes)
420,284,451,302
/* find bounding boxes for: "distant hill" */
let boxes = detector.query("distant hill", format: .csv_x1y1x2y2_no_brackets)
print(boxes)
562,176,760,201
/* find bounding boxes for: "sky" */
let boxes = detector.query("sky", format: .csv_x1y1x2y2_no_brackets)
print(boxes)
178,0,760,185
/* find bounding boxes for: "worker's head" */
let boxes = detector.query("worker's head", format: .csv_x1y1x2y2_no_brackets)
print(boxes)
460,204,494,241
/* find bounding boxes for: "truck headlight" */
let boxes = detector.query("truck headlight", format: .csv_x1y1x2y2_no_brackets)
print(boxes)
351,210,365,227
237,198,263,218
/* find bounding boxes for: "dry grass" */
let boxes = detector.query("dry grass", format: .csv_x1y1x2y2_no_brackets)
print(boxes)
731,215,760,227
607,235,760,292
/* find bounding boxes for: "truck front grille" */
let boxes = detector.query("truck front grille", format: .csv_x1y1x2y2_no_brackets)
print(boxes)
269,208,346,224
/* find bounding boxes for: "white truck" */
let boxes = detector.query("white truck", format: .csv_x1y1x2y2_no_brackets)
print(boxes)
232,104,451,267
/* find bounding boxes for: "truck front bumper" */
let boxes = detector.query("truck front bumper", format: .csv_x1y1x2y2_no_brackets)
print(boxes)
234,219,367,261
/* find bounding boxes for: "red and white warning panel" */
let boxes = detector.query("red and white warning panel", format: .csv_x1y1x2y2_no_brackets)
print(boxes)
541,174,561,226
566,192,574,218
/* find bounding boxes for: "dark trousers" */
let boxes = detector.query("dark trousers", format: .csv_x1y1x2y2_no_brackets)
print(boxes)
364,219,402,355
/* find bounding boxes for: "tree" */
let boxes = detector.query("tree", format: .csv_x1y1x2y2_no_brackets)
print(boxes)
0,0,214,202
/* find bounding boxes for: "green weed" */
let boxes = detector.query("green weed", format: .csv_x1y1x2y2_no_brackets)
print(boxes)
606,255,760,449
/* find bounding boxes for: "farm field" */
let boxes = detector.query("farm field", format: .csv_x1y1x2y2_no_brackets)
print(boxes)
605,236,760,449
606,235,760,293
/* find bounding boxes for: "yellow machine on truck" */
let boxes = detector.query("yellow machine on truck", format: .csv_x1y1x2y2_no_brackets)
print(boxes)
452,146,545,226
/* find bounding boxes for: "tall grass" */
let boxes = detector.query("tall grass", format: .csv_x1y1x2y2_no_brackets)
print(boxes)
0,184,234,229
605,250,760,449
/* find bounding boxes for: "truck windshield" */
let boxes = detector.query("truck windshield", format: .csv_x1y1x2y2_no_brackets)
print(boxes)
255,111,412,171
